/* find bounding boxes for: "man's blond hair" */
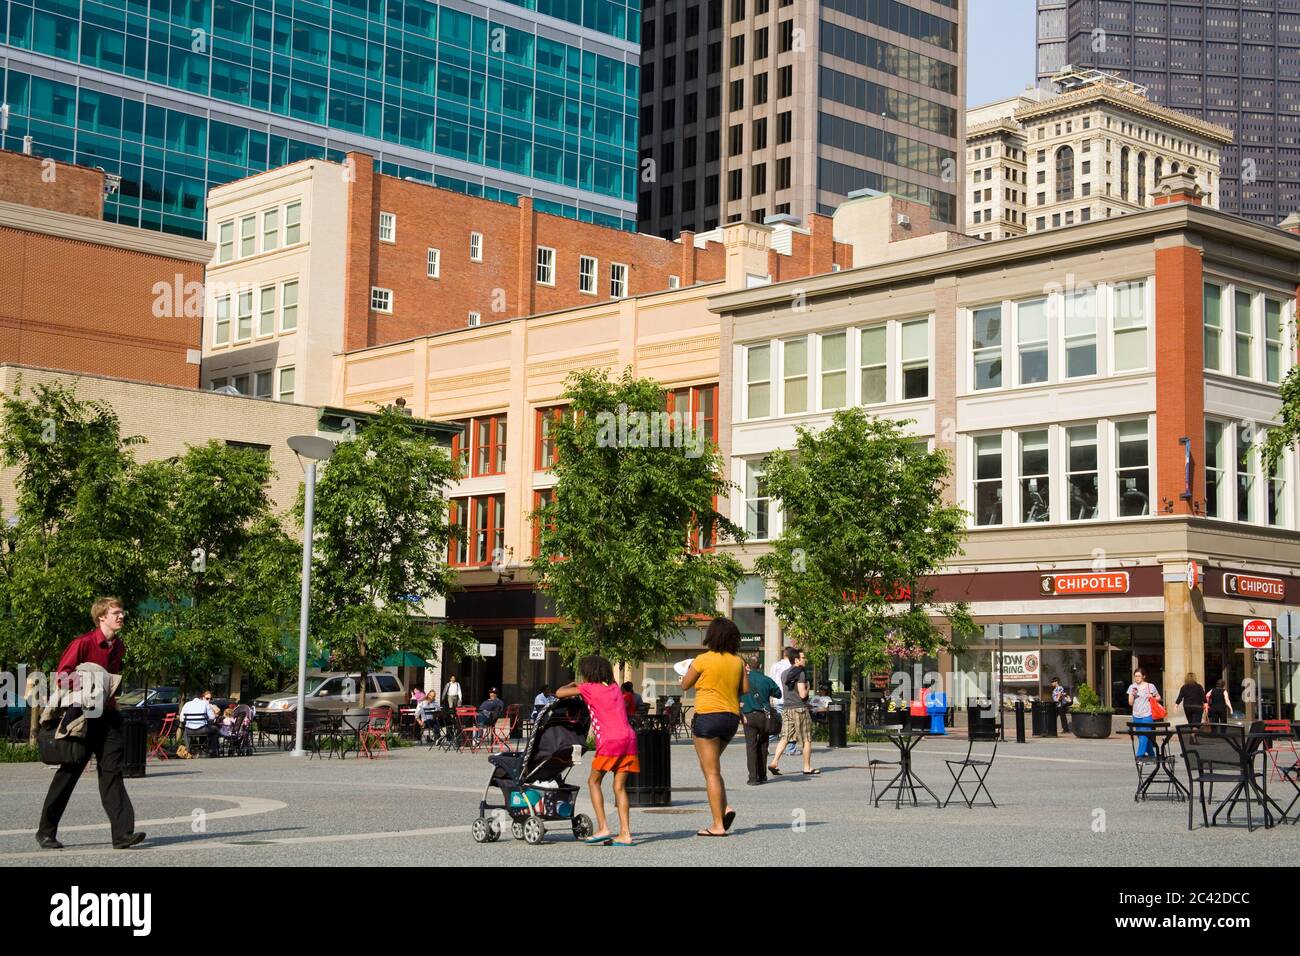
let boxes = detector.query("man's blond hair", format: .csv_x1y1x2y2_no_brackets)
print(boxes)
90,596,124,623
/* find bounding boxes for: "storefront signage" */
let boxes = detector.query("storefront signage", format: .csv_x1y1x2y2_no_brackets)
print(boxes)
528,639,546,661
1243,618,1273,650
478,643,498,658
1187,560,1199,591
994,651,1040,683
1223,572,1286,601
1039,572,1130,596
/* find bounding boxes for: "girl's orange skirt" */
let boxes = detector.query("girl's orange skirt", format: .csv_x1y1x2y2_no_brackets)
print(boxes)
591,754,640,773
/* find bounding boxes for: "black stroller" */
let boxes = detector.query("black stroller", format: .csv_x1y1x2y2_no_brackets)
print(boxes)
471,696,595,845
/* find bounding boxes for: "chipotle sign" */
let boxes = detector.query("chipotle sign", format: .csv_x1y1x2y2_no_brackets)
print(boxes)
1223,572,1286,602
1039,572,1130,596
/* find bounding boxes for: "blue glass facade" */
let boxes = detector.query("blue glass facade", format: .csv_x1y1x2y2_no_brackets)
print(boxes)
0,0,640,237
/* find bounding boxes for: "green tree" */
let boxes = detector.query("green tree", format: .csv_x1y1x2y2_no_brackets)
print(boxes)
532,368,744,665
131,442,300,696
754,409,975,725
304,409,474,702
1263,370,1300,475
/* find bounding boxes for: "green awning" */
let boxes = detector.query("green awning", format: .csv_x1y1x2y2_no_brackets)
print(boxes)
383,651,432,668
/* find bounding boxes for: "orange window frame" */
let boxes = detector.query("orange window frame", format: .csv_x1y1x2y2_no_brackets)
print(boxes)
535,406,566,471
450,421,471,475
448,494,505,567
471,414,507,477
531,488,556,557
669,384,720,552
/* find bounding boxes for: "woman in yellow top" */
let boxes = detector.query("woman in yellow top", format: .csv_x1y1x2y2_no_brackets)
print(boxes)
682,617,748,837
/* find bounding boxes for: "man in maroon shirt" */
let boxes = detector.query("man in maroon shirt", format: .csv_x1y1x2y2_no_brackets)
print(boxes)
36,596,145,850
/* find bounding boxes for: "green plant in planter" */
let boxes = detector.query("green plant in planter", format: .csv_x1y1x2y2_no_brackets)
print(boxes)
1071,683,1113,714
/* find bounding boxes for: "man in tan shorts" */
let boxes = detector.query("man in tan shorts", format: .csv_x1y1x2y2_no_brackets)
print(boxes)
768,648,818,776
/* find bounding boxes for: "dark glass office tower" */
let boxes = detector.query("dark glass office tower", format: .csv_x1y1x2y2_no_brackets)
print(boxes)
0,0,641,237
638,0,964,238
1035,0,1300,225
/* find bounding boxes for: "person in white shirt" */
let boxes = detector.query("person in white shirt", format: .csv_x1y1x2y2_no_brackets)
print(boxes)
180,690,219,756
443,676,462,710
768,647,796,753
532,684,556,719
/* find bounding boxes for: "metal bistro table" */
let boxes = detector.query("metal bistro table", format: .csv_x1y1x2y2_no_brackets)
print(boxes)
1236,728,1294,828
873,727,942,809
1124,721,1189,803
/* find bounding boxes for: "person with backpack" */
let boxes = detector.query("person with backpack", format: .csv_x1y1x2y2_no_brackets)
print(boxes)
739,654,781,786
1049,677,1072,733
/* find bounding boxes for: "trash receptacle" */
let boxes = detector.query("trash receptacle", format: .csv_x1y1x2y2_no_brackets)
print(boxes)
1029,700,1046,737
1044,700,1058,737
967,699,997,739
826,703,847,748
121,710,147,778
626,724,671,806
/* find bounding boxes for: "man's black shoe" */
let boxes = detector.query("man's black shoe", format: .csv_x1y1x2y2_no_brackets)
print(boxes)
112,832,146,849
36,835,63,850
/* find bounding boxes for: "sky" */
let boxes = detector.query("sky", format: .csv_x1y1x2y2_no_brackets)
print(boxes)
966,0,1038,107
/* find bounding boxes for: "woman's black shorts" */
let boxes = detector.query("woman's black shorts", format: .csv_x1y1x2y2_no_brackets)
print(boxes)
692,711,740,742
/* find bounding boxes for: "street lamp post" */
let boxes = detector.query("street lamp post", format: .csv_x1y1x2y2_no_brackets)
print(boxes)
287,435,336,757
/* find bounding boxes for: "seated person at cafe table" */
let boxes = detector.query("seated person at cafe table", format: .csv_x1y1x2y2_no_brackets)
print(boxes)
414,694,440,737
476,688,506,738
180,690,220,756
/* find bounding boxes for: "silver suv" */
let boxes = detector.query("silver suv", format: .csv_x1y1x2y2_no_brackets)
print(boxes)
254,672,406,720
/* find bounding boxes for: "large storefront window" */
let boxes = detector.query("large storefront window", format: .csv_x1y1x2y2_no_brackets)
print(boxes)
733,575,769,666
1093,623,1163,713
956,624,1086,707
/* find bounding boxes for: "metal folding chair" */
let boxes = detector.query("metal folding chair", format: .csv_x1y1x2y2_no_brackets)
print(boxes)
943,731,998,808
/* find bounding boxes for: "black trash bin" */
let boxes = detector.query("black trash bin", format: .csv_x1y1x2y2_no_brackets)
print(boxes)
626,724,671,807
1029,700,1046,737
826,703,847,748
121,709,147,778
966,698,997,739
1043,700,1058,737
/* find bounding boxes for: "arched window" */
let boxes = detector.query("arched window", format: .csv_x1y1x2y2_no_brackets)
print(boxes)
1120,147,1130,200
1153,156,1163,185
1137,152,1147,204
1055,145,1075,201
1170,161,1180,174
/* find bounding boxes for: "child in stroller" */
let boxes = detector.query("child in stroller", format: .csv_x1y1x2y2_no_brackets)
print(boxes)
471,695,596,845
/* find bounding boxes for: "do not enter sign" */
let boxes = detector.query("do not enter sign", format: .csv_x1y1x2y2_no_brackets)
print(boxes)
1243,618,1274,650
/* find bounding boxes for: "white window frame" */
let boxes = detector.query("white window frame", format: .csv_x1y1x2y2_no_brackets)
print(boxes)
742,342,773,421
781,335,809,416
971,432,1006,528
371,287,393,313
262,208,279,251
1064,423,1100,521
378,211,397,243
668,274,681,289
970,303,1005,392
427,247,441,279
610,262,629,298
254,369,273,399
213,295,231,346
1266,428,1288,528
1203,281,1224,373
1233,288,1254,380
1062,286,1099,380
859,325,887,406
1205,418,1227,520
897,317,931,401
536,246,556,286
1111,278,1152,373
284,202,302,245
468,312,482,327
1015,428,1052,525
470,231,483,262
1114,417,1153,520
1235,421,1259,523
258,285,276,337
217,220,234,262
281,280,299,331
277,366,295,403
236,290,253,342
579,255,598,295
1264,297,1285,385
239,215,257,257
1014,297,1050,387
743,458,771,540
819,331,848,411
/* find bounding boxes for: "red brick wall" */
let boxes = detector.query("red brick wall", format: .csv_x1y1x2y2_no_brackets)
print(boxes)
341,152,848,350
0,227,201,386
0,150,105,219
1154,242,1204,515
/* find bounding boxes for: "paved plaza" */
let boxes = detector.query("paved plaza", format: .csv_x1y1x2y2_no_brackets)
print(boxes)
1,734,1296,867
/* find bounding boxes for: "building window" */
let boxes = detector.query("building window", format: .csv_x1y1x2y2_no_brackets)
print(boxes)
1066,425,1099,520
820,332,847,410
668,275,681,289
745,459,770,539
1016,297,1049,385
378,211,396,243
262,208,279,251
284,202,301,244
536,406,567,470
974,435,1003,526
1018,430,1050,523
217,221,234,262
239,215,256,257
782,336,808,415
580,255,598,294
210,377,228,391
427,248,441,278
277,366,295,403
1267,430,1286,526
468,312,481,327
1112,280,1148,372
536,246,556,285
777,111,792,144
610,262,628,298
448,494,505,567
900,318,929,400
233,374,249,395
669,384,718,446
1064,287,1097,377
1116,420,1151,517
371,287,393,313
473,414,508,477
1203,282,1222,372
860,326,886,404
214,296,230,345
1265,299,1284,384
236,290,253,340
258,286,276,336
1205,420,1225,519
1234,290,1253,378
470,231,483,262
972,305,1003,390
1236,424,1257,522
1055,145,1074,201
281,280,298,331
745,343,772,419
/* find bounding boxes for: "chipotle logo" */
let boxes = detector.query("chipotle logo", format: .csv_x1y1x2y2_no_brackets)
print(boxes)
1223,573,1285,601
1040,572,1130,596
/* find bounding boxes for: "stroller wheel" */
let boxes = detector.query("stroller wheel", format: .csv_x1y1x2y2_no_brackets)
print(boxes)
511,820,525,841
572,813,594,841
471,817,497,843
522,817,546,845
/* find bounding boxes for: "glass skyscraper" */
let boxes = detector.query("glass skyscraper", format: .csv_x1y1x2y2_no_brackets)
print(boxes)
1035,0,1300,226
0,0,641,237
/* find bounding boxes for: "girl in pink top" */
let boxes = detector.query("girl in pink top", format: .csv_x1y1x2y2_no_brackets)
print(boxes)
556,655,638,847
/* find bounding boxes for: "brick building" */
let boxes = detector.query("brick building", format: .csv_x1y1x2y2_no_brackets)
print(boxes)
203,151,850,406
0,150,211,387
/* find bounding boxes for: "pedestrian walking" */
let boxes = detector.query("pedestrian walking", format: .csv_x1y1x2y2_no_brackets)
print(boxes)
1175,673,1206,726
556,656,637,846
1126,668,1161,757
768,645,796,756
682,617,747,836
36,597,145,851
1049,677,1071,733
442,675,462,710
769,648,818,776
1206,678,1232,723
740,654,780,786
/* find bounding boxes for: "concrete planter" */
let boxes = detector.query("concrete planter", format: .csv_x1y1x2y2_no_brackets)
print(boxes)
1071,712,1113,739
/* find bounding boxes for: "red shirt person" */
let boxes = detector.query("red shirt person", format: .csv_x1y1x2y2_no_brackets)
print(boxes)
36,597,144,851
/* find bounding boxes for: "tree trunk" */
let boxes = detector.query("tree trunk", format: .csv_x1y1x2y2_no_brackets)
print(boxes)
28,702,41,746
849,673,859,731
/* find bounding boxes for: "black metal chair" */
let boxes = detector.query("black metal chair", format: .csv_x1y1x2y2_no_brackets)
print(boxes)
1175,724,1257,831
943,725,998,808
181,714,216,757
863,730,901,804
1124,721,1184,802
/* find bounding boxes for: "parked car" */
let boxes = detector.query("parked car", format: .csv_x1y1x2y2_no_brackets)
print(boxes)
117,686,234,731
253,673,406,722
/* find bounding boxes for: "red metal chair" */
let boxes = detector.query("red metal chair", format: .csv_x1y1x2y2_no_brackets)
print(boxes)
147,713,176,761
455,706,482,753
360,708,392,758
491,704,521,752
1262,719,1298,782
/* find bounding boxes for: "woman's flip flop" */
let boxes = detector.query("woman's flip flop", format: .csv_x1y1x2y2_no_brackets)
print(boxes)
723,809,736,832
802,769,821,776
768,766,782,775
695,829,728,837
584,835,613,845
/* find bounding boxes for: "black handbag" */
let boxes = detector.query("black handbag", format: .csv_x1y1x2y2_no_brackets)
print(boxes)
37,710,89,766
